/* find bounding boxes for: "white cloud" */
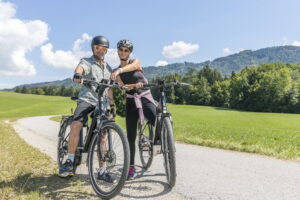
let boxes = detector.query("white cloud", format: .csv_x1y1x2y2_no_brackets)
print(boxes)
282,37,300,47
0,1,15,21
0,0,49,76
222,47,244,56
40,43,78,69
155,60,168,67
291,41,300,46
72,33,92,53
41,33,120,69
222,47,231,55
40,33,92,69
162,41,199,59
237,48,244,53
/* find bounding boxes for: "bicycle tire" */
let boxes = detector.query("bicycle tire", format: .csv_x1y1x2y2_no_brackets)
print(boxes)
87,121,130,200
57,116,72,169
138,121,154,170
161,117,176,188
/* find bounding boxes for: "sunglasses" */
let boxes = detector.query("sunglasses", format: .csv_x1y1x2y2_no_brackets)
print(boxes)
118,47,130,53
94,45,107,53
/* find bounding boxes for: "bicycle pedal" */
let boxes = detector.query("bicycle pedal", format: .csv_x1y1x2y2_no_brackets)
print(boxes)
153,145,161,156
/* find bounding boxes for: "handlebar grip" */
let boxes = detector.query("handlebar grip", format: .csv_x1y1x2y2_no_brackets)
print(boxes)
179,82,190,86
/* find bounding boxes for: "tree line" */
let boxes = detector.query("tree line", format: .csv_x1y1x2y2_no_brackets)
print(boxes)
15,86,81,97
150,62,300,113
15,62,300,115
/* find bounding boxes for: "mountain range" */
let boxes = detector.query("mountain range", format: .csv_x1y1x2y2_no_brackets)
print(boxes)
5,45,300,90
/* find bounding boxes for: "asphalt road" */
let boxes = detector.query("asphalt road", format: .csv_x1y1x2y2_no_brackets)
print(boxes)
12,116,300,200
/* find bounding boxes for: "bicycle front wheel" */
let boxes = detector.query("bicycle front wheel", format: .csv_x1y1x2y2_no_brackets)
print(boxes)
87,122,129,200
161,117,176,188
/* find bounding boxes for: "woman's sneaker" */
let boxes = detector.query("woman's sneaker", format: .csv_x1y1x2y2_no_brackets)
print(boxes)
97,170,117,183
127,166,137,180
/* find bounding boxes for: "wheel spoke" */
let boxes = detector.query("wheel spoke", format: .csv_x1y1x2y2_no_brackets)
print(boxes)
87,122,129,198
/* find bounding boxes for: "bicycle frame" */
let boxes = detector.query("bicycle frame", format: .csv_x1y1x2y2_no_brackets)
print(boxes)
153,81,172,143
80,83,115,160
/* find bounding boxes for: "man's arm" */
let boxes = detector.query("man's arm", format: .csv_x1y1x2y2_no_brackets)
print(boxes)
73,66,84,83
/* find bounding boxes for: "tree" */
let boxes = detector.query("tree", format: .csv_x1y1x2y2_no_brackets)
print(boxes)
15,87,21,93
211,80,230,107
21,87,30,94
189,77,211,105
198,66,223,85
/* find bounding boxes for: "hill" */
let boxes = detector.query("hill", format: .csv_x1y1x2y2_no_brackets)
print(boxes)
5,45,300,90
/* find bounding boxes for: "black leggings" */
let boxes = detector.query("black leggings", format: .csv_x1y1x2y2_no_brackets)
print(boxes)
126,97,156,166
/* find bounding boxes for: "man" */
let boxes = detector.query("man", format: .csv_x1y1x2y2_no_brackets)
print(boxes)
58,35,116,182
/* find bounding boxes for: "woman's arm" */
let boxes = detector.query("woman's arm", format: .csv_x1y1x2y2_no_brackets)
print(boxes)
110,59,142,80
122,59,142,72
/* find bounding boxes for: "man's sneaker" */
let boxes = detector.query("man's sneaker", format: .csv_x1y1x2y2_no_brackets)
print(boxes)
127,167,137,180
58,159,74,177
97,170,117,183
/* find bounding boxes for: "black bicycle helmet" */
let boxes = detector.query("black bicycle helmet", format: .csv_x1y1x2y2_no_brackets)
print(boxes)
117,39,133,52
91,35,109,48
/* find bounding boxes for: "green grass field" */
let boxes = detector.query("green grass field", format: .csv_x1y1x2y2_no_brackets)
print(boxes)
45,91,300,161
1,91,300,199
170,104,300,160
0,91,76,119
0,92,97,199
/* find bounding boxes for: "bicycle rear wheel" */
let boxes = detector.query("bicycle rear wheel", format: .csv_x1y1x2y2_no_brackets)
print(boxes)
138,121,154,170
88,122,129,200
57,116,72,169
161,117,176,188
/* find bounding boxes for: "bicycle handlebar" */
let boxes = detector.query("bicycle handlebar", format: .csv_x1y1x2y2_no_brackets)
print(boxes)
82,78,128,91
143,81,190,88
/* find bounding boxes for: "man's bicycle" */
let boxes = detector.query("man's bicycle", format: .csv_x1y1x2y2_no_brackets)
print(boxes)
57,79,130,200
138,80,189,188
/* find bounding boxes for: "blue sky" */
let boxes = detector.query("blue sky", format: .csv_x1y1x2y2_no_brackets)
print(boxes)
1,0,300,89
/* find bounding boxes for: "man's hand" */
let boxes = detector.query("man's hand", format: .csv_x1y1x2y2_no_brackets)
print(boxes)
110,104,116,120
110,69,122,80
73,73,83,84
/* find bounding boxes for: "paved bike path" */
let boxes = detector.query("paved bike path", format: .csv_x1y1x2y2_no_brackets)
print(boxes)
13,116,300,200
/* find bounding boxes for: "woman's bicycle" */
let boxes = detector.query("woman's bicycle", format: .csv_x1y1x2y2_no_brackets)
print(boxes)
138,80,189,188
57,79,130,200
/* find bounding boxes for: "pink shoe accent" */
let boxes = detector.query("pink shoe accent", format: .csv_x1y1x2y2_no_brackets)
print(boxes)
129,167,135,175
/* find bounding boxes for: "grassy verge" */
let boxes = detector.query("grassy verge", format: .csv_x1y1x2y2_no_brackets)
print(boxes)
0,120,98,199
0,92,99,199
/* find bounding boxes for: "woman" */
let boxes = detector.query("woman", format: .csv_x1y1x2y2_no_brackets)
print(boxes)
111,39,156,180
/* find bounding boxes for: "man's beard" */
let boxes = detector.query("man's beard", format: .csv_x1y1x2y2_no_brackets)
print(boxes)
93,53,104,61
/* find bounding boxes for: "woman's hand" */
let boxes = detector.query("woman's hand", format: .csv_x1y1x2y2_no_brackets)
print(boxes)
135,82,143,89
110,68,122,80
126,82,143,91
